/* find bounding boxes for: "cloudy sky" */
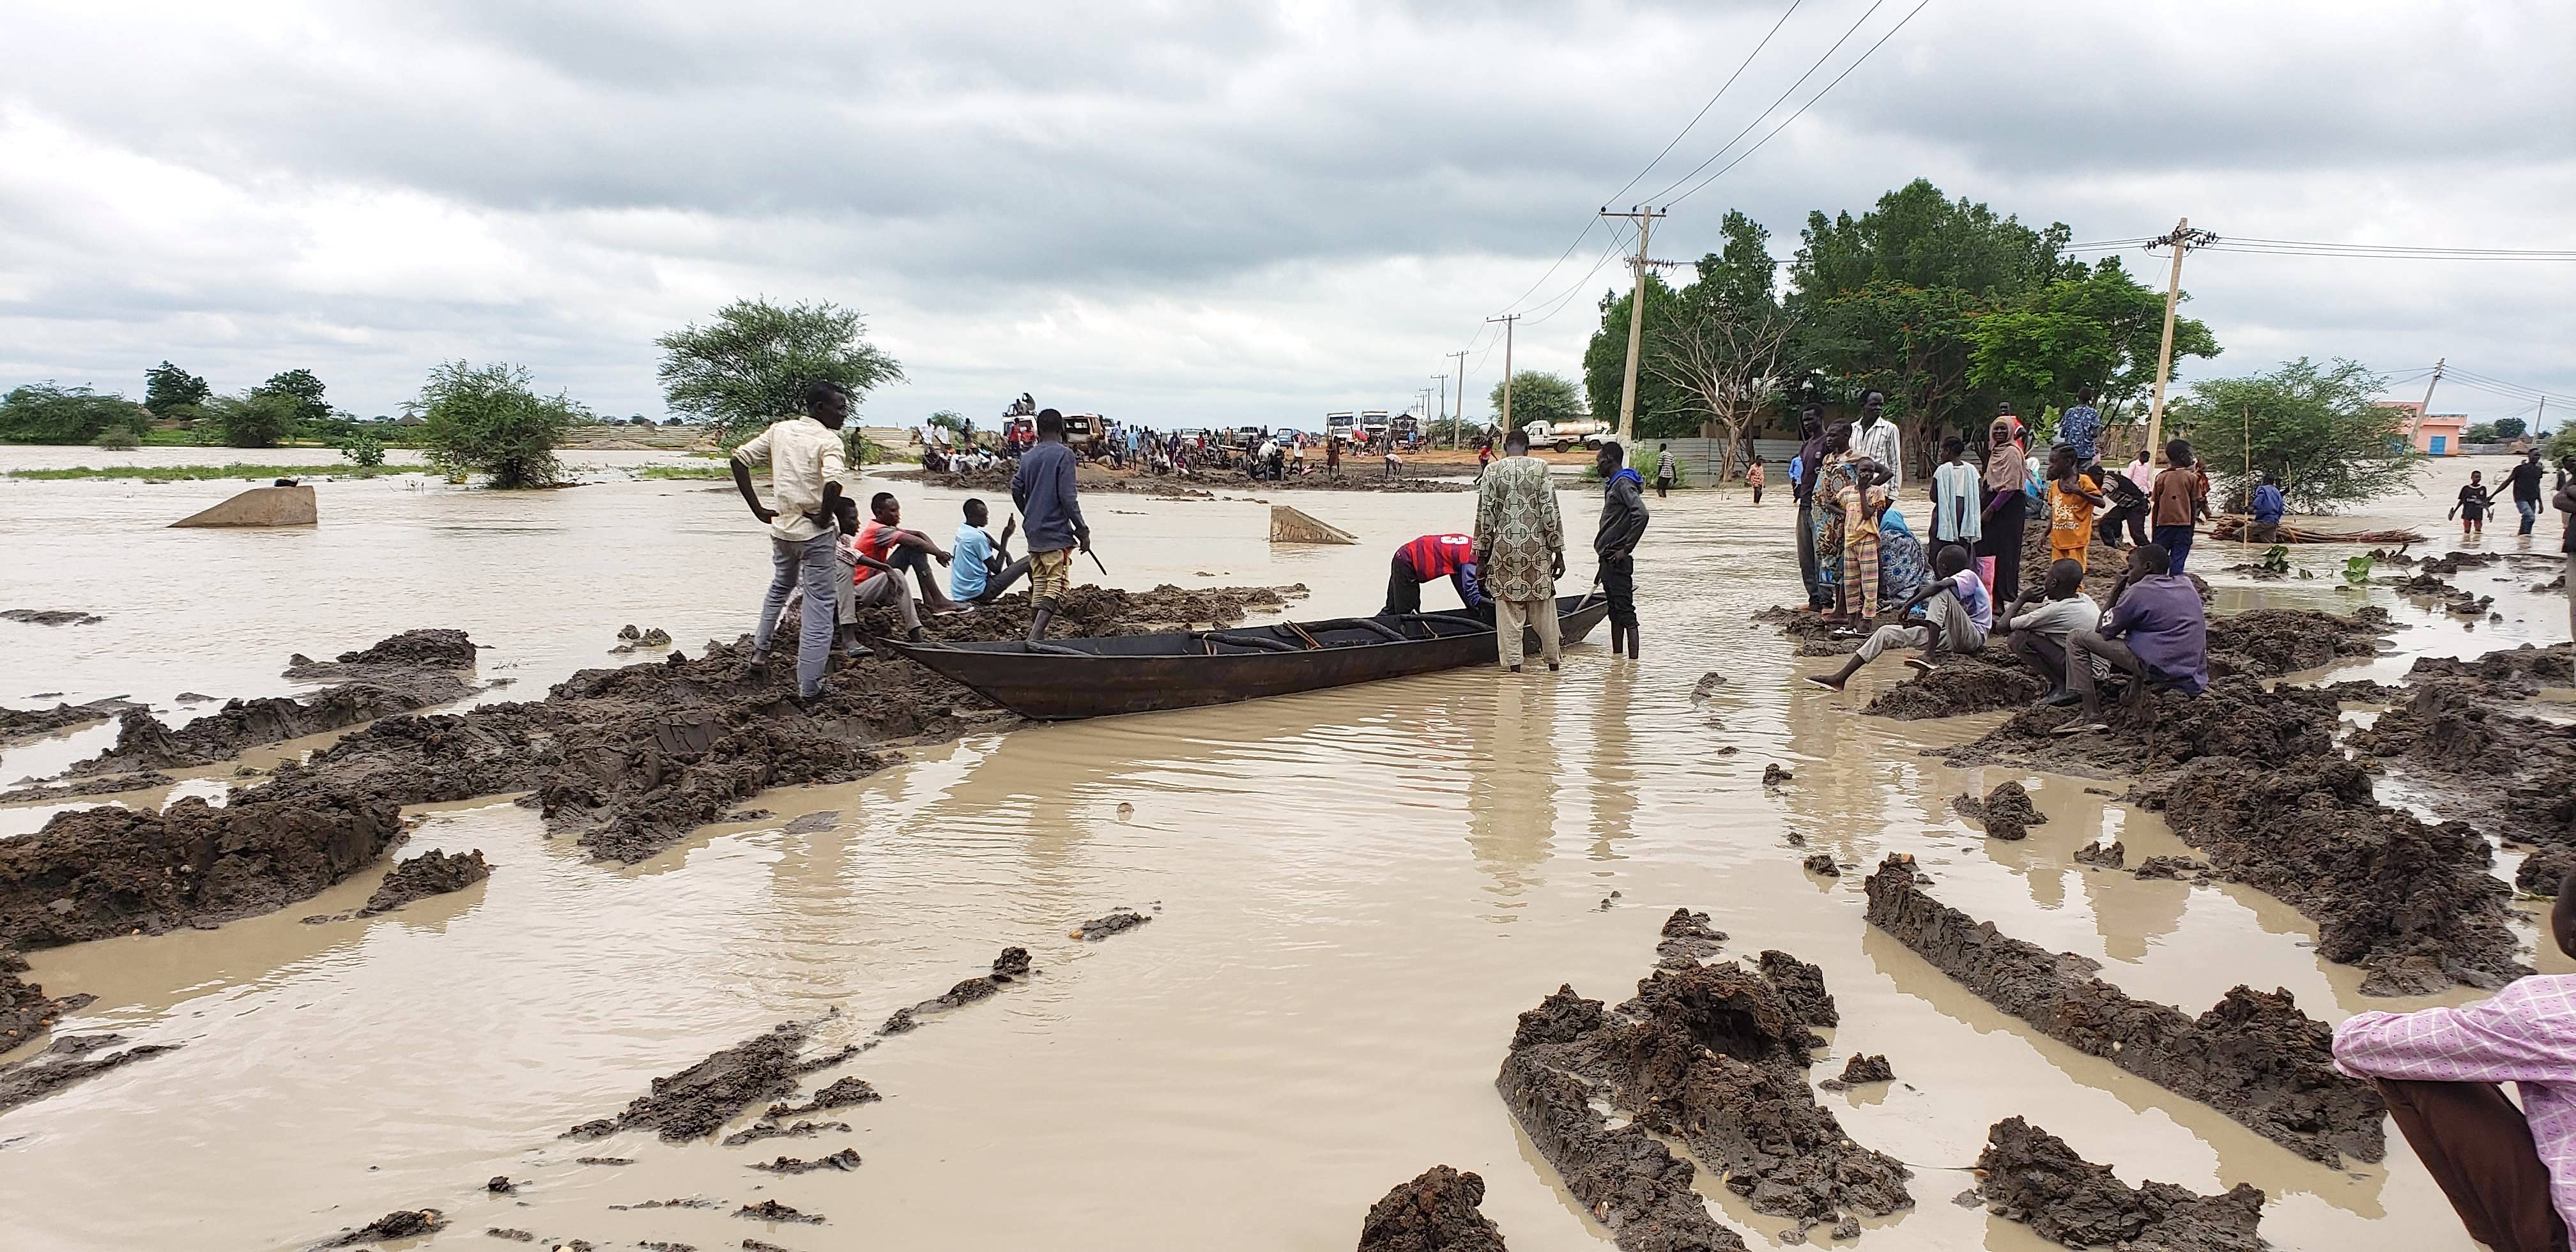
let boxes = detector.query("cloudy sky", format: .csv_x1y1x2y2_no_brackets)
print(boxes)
3,0,2571,431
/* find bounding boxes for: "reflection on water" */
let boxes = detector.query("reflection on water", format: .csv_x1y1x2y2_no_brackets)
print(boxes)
0,462,2549,1249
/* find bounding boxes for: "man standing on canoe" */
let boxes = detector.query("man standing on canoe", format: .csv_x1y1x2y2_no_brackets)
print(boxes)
1010,408,1092,642
1474,427,1565,673
1381,533,1486,616
732,379,849,700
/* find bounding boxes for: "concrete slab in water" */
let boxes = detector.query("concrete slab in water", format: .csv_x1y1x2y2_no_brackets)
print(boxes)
170,485,316,528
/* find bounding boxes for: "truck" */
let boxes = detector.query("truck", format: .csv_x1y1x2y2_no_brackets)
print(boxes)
1324,412,1357,444
1359,410,1392,441
1521,418,1609,453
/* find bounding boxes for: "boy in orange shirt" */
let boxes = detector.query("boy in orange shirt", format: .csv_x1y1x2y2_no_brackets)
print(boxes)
2045,445,2106,568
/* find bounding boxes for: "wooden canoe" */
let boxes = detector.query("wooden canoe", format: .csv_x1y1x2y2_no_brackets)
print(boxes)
883,593,1610,720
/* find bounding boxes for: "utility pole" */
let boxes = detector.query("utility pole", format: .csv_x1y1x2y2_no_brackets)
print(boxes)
1485,314,1520,431
1446,351,1470,448
1602,206,1669,447
2143,217,2218,462
1431,374,1449,445
2407,358,2446,448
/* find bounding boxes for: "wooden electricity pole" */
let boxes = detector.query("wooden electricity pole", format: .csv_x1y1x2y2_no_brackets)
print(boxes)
1603,206,1668,447
1485,314,1520,431
1431,374,1448,446
1446,351,1469,448
2406,358,2446,447
2143,217,2218,462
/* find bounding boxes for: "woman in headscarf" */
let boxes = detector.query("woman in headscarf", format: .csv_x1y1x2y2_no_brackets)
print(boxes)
1811,422,1853,620
1875,489,1928,607
1976,414,2030,602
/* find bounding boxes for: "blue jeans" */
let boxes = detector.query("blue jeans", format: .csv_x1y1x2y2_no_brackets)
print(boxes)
2152,524,2195,574
2519,498,2540,535
753,530,840,696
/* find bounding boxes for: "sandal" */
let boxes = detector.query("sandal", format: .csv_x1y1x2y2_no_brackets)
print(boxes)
2050,721,2110,737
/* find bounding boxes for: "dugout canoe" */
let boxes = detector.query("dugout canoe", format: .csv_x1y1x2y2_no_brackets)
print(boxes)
882,593,1609,720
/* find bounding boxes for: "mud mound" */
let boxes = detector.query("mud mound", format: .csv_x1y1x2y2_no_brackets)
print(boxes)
565,1016,857,1144
0,1032,179,1114
2072,839,2125,868
1357,1165,1510,1252
2135,757,2526,991
0,790,402,950
360,849,491,915
1954,781,2046,841
1864,651,2050,719
70,673,478,775
1975,1117,2263,1252
2420,550,2504,576
2205,607,2394,679
878,945,1045,1035
1754,950,1837,1027
1653,908,1726,968
314,1209,448,1248
2347,684,2576,891
0,770,175,804
749,1148,861,1174
3,609,103,627
1075,908,1152,940
720,1118,847,1148
0,697,144,746
1819,1054,1892,1092
765,1077,880,1119
284,628,479,680
3,950,92,1039
1942,677,2340,777
2406,641,2574,693
1864,857,2382,1164
1496,985,1747,1252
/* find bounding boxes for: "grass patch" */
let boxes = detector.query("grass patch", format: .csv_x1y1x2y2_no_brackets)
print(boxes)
5,462,416,481
638,464,735,480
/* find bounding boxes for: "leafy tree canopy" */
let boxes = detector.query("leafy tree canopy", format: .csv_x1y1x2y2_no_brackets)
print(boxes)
656,298,905,447
1491,371,1585,431
2492,415,2527,439
1791,178,2078,301
0,383,147,444
252,368,332,429
203,390,303,448
143,361,210,415
417,361,581,488
2168,357,2421,512
1588,210,1786,440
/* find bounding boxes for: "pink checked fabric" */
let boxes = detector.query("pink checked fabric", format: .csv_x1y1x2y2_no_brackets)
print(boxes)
2334,974,2576,1230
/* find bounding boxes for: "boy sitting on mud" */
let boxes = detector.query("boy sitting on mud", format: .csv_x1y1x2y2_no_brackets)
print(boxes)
1805,544,1989,691
2053,542,2206,736
1995,558,2100,706
2333,866,2576,1252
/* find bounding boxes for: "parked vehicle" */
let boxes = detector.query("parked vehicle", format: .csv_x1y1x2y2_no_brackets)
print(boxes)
1521,418,1608,453
1324,412,1357,443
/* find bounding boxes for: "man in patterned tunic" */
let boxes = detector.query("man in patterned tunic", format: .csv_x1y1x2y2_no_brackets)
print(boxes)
1473,427,1566,673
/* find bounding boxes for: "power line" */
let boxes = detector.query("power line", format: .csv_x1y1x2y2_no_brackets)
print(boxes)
2227,236,2576,259
1604,0,1807,206
1666,0,1935,208
1639,0,1892,205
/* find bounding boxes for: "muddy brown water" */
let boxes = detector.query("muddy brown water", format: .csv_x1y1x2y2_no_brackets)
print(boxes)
2,456,2570,1249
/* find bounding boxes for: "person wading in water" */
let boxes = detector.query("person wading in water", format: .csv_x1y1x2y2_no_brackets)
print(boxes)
1473,428,1565,673
1595,440,1648,659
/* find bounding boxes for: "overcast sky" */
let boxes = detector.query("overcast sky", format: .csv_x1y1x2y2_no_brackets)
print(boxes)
3,0,2570,432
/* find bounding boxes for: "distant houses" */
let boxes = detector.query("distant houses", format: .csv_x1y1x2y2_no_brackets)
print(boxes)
2378,401,2470,455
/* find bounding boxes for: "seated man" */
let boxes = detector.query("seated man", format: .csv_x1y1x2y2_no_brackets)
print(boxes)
1806,544,1989,691
856,491,963,615
951,498,1031,606
2054,542,2207,735
2332,866,2576,1252
778,497,924,657
1382,532,1486,616
1997,558,2101,706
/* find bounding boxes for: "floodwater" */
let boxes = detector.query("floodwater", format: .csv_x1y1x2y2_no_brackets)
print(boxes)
2,453,2570,1251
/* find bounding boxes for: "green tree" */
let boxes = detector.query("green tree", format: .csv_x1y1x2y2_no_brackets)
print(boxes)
340,428,387,468
0,383,146,443
1963,257,2218,420
415,361,581,487
1791,178,2078,299
656,298,905,446
2493,416,2527,440
1491,371,1586,431
252,369,332,432
926,409,967,433
203,390,302,448
1587,210,1782,439
2167,358,2420,512
143,361,211,415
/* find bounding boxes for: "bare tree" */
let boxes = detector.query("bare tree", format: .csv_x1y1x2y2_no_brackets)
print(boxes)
1644,307,1800,484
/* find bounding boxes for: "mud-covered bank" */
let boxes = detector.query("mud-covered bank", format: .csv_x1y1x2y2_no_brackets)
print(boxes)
0,698,143,749
1862,856,2382,1164
2348,682,2576,892
1975,1116,2265,1252
0,1033,179,1115
3,949,90,1039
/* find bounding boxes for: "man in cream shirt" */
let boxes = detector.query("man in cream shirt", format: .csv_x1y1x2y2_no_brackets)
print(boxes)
730,380,850,699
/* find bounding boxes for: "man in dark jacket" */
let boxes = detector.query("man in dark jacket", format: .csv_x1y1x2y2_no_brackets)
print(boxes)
1008,408,1092,641
1791,404,1828,609
1595,441,1649,658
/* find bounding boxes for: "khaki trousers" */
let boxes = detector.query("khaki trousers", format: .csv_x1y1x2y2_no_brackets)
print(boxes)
1493,597,1561,669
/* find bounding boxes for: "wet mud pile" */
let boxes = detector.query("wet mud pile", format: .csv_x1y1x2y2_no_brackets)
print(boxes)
1230,471,1476,494
1862,857,2382,1164
1499,956,1912,1246
1653,908,1726,968
878,945,1039,1035
359,849,491,915
0,770,176,804
1953,781,2046,841
2203,606,2393,679
1942,677,2341,777
1356,1165,1510,1252
2135,756,2527,994
3,949,92,1039
0,697,143,747
0,1032,181,1114
282,628,480,680
565,1014,859,1144
2404,641,2574,696
2347,683,2576,892
1974,1117,2264,1252
1864,652,2050,720
1,609,103,627
0,788,404,949
70,675,477,775
1495,985,1748,1252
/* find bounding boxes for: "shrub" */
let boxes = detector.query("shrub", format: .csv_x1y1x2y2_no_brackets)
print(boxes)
341,429,387,468
0,383,146,444
94,426,140,450
415,361,579,488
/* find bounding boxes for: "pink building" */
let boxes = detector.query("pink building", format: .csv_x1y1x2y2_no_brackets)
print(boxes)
2380,401,2471,455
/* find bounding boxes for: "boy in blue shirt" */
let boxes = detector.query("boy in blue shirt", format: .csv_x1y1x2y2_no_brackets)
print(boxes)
950,498,1029,605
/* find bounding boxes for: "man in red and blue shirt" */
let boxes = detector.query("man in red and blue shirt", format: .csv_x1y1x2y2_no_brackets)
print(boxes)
1382,533,1486,616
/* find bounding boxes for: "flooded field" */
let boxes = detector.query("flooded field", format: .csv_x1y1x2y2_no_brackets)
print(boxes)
3,455,2569,1250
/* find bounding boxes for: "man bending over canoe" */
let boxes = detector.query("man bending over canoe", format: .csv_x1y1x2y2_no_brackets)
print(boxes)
1382,533,1487,617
